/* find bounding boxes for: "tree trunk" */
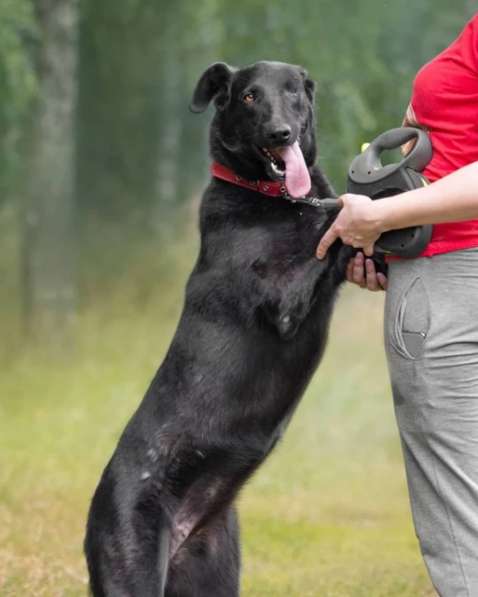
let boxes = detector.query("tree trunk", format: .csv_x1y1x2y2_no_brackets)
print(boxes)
152,38,182,234
23,0,79,347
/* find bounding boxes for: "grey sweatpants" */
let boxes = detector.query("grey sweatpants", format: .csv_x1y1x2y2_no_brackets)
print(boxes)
384,248,478,597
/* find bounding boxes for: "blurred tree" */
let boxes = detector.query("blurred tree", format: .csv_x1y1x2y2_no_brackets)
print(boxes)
23,0,79,345
156,0,223,224
78,0,221,236
78,0,163,224
0,0,35,204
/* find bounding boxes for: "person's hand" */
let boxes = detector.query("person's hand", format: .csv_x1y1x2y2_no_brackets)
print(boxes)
346,252,388,291
315,193,383,259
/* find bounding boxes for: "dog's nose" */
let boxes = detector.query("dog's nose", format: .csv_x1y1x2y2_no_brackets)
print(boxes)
267,126,292,144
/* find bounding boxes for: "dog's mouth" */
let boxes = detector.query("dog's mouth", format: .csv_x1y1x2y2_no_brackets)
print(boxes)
261,147,286,179
257,140,311,198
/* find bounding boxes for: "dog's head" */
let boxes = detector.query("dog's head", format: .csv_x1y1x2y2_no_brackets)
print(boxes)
190,61,317,197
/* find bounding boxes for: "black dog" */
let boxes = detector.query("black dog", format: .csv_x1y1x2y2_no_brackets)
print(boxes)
85,60,352,596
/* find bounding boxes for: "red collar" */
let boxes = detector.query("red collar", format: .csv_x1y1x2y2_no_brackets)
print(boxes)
210,161,287,197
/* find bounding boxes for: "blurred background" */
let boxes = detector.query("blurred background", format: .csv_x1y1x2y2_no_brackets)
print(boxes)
0,1,475,595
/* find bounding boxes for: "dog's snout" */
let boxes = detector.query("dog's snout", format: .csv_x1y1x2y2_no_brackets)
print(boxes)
267,125,292,144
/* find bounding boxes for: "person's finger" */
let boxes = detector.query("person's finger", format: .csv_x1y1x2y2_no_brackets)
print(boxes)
346,259,354,282
377,272,388,290
365,258,379,291
363,243,375,257
352,252,365,286
346,257,365,287
316,227,339,260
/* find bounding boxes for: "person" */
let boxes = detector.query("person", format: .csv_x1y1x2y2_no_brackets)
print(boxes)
316,13,478,597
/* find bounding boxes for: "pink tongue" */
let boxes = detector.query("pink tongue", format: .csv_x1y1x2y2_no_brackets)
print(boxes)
278,141,311,198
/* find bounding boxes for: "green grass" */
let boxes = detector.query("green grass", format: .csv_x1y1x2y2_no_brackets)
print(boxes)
0,238,434,596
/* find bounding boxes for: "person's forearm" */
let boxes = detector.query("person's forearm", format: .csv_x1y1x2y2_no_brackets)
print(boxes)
375,161,478,232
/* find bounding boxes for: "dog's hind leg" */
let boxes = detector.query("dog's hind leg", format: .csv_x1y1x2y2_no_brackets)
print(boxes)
86,522,171,597
86,472,173,597
166,506,240,597
126,490,173,597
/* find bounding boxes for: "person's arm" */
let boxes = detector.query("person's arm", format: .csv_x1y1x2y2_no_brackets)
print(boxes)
316,161,478,259
377,160,478,230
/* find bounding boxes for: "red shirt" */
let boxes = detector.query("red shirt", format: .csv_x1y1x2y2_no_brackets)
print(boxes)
411,13,478,256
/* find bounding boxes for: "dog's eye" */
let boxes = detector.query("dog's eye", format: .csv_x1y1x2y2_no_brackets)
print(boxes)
242,92,255,104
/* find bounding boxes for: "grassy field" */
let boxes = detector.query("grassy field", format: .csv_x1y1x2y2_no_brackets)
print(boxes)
0,235,434,596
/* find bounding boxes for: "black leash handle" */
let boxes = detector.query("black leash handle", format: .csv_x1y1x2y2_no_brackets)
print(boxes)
347,127,433,258
350,127,432,184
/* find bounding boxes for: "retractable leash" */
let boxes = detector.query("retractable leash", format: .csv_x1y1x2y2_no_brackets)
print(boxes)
284,127,433,258
346,127,433,258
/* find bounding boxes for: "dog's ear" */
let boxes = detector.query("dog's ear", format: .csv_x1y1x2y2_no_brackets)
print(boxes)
304,78,316,103
300,69,316,104
190,62,236,113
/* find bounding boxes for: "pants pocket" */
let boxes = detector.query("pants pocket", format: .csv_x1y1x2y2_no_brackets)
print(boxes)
392,277,430,360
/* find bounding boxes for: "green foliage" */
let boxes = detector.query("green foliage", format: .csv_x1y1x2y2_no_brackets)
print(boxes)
73,0,475,227
1,0,473,214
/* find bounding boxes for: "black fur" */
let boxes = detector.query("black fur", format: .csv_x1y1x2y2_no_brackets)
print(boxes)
85,60,353,596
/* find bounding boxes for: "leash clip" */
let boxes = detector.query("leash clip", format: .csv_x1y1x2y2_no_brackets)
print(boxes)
280,184,293,202
307,197,322,208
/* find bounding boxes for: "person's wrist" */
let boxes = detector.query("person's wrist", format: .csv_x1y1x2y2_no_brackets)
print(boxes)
373,197,398,233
